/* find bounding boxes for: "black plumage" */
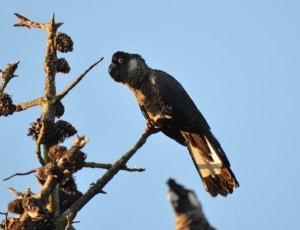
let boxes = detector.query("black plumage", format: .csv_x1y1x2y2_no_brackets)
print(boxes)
167,178,216,230
108,51,239,197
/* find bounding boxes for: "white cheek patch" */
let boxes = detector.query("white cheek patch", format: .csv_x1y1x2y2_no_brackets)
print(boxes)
167,191,179,202
187,191,201,208
128,58,138,72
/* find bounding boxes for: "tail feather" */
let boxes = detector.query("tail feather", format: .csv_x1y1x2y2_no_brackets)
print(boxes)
181,132,239,197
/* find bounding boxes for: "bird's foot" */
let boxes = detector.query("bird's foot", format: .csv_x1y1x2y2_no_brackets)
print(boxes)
146,120,161,134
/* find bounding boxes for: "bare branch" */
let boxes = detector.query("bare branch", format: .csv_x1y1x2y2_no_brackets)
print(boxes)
84,162,145,172
14,13,62,30
13,57,103,118
53,127,154,227
54,58,104,102
2,169,36,182
0,61,20,93
14,13,47,29
35,124,47,166
7,187,24,198
15,97,43,112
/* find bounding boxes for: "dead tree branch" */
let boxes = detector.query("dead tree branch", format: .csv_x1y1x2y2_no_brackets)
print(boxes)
7,187,33,199
13,56,102,114
15,97,43,112
53,127,154,227
54,58,104,103
2,170,36,182
7,187,22,197
14,13,53,29
84,162,145,172
0,61,20,94
3,160,144,183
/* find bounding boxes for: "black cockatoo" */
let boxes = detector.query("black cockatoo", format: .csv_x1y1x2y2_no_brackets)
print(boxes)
167,178,216,230
108,51,239,197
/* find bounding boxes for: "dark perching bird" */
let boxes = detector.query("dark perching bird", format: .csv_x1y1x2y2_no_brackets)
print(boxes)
167,178,216,230
108,51,239,197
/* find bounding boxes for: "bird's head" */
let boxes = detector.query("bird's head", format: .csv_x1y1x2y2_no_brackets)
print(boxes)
108,51,148,88
167,178,201,213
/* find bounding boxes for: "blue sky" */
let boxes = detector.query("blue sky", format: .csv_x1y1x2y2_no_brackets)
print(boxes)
1,1,300,229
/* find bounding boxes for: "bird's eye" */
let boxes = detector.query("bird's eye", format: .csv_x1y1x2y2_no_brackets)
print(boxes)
118,57,124,64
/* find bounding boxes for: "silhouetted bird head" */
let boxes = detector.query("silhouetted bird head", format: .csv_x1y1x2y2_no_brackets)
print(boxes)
167,178,201,213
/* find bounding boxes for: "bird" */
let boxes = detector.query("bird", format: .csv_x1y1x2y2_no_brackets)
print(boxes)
108,51,239,197
167,178,216,230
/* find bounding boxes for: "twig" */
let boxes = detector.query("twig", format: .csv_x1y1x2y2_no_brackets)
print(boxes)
3,169,36,182
0,61,20,93
53,127,154,227
54,58,104,103
11,60,104,112
84,162,145,172
7,187,23,198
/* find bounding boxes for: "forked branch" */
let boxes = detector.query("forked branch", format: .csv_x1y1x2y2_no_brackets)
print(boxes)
53,127,154,227
0,61,20,94
14,13,63,30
